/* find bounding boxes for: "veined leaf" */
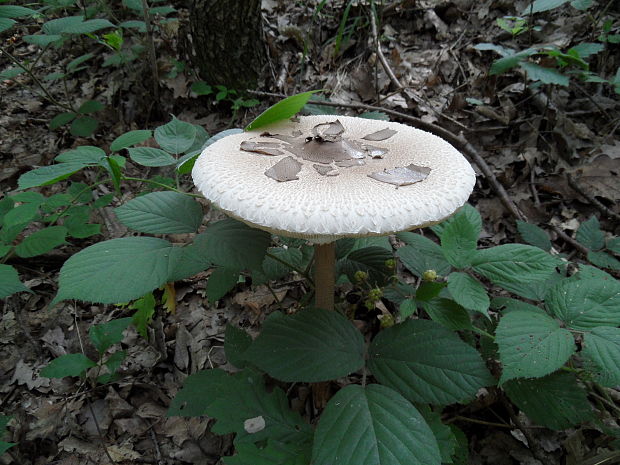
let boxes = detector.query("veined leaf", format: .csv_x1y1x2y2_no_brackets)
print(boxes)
312,384,441,465
206,267,239,303
53,237,194,304
368,319,494,405
0,264,30,298
447,272,489,316
245,90,322,131
110,130,153,151
471,244,558,284
396,233,451,278
246,308,365,382
154,117,196,154
546,277,620,330
582,326,620,386
89,317,132,354
496,309,575,383
15,226,67,258
575,216,604,251
504,372,593,429
128,147,176,167
40,353,96,378
115,191,203,234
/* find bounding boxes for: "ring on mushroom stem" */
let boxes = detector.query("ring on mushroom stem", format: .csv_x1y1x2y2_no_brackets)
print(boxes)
192,115,475,310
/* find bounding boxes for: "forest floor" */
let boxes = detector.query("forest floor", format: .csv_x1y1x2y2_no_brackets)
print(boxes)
1,0,619,464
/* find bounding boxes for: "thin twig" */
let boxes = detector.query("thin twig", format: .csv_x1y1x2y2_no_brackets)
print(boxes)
566,174,620,222
0,45,76,112
501,396,548,463
551,224,590,256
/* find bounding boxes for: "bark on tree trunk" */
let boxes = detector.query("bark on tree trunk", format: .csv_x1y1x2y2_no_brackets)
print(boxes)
189,0,266,89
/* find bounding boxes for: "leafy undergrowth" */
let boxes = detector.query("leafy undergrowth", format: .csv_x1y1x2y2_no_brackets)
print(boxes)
1,0,619,464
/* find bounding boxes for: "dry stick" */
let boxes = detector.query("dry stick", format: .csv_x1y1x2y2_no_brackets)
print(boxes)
566,174,620,222
551,224,590,256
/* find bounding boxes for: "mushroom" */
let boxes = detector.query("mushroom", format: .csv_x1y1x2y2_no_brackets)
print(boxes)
192,115,475,310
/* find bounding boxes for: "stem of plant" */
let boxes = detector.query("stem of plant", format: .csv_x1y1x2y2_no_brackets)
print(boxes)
314,242,335,311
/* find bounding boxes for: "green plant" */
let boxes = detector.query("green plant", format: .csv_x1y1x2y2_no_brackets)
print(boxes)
474,1,620,93
191,82,261,121
40,317,132,383
0,115,210,298
0,416,15,456
0,0,177,135
6,94,620,463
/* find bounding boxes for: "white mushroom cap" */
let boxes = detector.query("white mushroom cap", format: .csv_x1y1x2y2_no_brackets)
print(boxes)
192,115,475,243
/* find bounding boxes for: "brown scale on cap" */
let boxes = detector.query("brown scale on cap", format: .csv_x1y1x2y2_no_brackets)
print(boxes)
240,119,430,185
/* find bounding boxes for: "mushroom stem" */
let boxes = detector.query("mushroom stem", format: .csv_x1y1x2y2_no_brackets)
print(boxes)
314,242,336,310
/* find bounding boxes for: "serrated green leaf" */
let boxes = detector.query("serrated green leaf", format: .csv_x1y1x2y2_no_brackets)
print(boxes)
415,281,446,302
206,267,239,302
18,163,87,189
246,91,322,131
417,405,457,463
67,52,94,72
0,415,15,454
582,326,620,386
440,213,479,269
368,319,494,405
432,204,481,239
546,277,620,330
128,147,176,167
336,246,393,285
494,270,563,301
496,309,575,383
396,234,452,278
490,49,537,75
193,218,271,270
3,202,38,228
115,191,203,234
588,251,620,270
70,116,98,137
471,244,558,284
89,317,132,354
517,221,552,251
53,237,192,304
253,246,305,285
0,5,35,17
168,368,311,444
422,298,473,331
130,293,155,339
225,439,312,465
42,16,114,34
570,42,604,58
15,226,67,258
312,384,441,465
608,237,620,254
154,116,196,154
399,298,417,319
0,17,15,33
55,146,106,164
40,353,97,378
246,308,364,382
78,100,104,114
50,112,77,129
576,216,604,250
503,372,593,429
225,324,252,369
520,62,570,86
23,34,63,46
447,272,489,316
109,130,153,152
0,264,30,298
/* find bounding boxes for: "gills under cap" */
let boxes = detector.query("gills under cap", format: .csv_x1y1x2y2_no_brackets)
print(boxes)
192,115,476,243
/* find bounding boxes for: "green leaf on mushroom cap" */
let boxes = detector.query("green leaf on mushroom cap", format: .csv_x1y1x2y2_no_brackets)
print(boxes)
245,90,323,131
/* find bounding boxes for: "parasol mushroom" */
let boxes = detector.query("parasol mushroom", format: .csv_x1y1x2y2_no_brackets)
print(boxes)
192,115,475,310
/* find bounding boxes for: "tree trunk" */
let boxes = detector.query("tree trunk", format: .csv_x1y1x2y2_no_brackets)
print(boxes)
189,0,266,90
